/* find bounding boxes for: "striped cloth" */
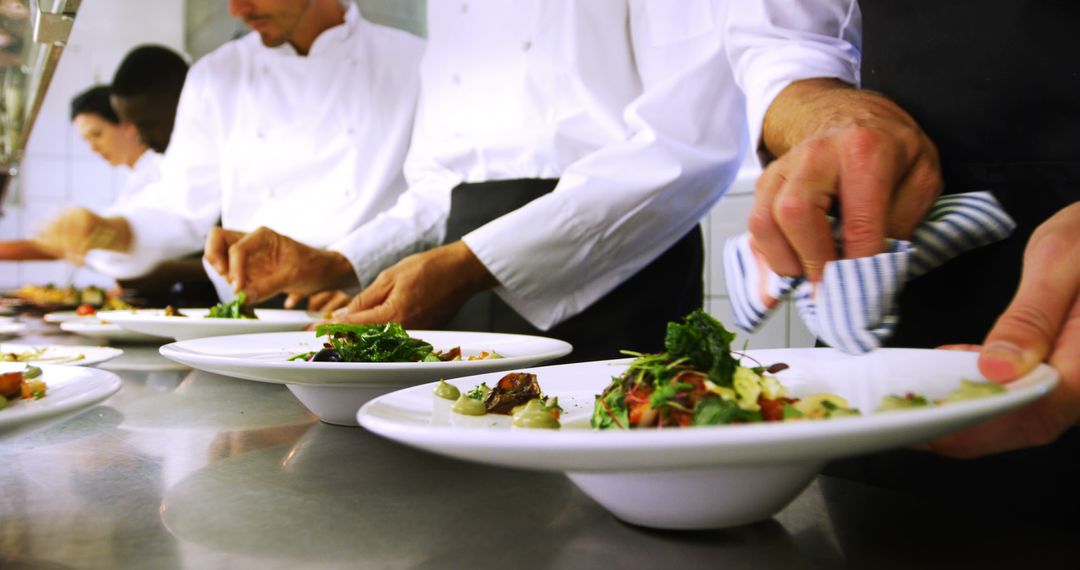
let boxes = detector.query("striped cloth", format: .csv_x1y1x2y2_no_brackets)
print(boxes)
723,191,1016,354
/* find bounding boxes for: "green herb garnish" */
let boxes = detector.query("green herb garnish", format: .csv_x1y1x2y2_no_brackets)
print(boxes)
207,292,257,319
314,323,440,363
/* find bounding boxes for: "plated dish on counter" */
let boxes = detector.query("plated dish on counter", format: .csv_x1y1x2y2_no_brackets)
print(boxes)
97,306,320,341
1,343,123,366
159,328,573,425
358,311,1058,530
0,363,122,433
59,319,166,343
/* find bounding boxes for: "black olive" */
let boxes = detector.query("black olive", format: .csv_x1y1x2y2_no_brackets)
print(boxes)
310,349,343,362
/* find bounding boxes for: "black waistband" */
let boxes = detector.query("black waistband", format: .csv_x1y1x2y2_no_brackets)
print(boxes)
444,179,559,244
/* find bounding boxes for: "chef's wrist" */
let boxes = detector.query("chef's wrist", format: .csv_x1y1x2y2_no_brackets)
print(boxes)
314,248,360,292
99,216,134,253
449,240,498,296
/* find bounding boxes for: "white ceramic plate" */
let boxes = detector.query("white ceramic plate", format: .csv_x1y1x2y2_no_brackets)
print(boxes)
97,308,320,341
159,330,573,425
0,363,123,433
43,310,84,323
60,319,166,343
358,348,1058,530
0,322,28,338
1,343,123,366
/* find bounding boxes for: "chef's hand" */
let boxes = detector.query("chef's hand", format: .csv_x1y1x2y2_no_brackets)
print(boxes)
204,226,358,307
34,207,132,265
929,202,1080,458
306,290,351,313
330,241,497,328
752,78,943,281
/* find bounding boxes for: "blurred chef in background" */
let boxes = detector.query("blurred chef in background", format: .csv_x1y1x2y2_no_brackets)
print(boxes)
307,0,747,361
35,0,424,313
0,85,150,264
26,47,216,305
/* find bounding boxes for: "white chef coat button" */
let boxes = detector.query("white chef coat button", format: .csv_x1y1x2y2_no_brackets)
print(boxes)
522,41,532,52
451,74,461,85
460,3,468,14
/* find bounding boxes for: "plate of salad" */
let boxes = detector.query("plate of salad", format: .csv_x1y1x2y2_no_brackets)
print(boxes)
158,323,573,425
97,294,319,341
357,310,1058,530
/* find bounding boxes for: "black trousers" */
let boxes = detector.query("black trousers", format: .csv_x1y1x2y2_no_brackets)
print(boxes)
443,179,703,363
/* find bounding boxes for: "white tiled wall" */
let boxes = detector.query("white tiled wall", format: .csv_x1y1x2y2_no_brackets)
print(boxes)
0,0,185,290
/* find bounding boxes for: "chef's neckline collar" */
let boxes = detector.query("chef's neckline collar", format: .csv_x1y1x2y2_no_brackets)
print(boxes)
267,1,360,58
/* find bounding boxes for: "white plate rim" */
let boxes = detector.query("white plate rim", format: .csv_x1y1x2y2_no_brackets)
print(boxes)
157,330,574,385
0,364,122,429
357,348,1058,469
0,343,124,366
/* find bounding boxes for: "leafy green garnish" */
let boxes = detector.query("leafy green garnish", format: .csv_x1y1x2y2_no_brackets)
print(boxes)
207,292,257,319
692,397,762,426
782,404,804,420
465,382,490,400
664,309,738,387
591,381,629,430
315,323,440,363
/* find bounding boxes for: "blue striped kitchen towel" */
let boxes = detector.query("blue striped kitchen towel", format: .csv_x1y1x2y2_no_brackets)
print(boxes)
723,191,1015,353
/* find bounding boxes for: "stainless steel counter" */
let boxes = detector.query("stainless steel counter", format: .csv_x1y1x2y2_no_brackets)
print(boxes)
1,317,1075,569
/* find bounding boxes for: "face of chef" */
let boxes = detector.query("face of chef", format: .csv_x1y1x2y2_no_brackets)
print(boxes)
72,112,144,168
111,93,177,154
229,0,313,48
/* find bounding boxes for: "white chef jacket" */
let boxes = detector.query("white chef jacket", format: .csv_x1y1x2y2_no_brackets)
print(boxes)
83,149,165,278
723,0,861,155
114,4,424,282
334,0,748,330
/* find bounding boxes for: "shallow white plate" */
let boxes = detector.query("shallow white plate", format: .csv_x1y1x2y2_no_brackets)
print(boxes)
159,330,573,425
43,310,85,323
1,343,123,366
97,308,320,341
0,363,123,433
0,322,28,338
60,319,166,343
358,348,1058,530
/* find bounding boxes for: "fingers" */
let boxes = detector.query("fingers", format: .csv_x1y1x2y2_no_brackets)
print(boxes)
204,227,241,276
836,128,900,259
331,275,393,323
771,138,841,282
307,290,350,312
978,223,1079,382
884,144,942,239
748,164,802,276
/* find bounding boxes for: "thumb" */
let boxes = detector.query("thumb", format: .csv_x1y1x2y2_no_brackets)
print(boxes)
979,237,1077,382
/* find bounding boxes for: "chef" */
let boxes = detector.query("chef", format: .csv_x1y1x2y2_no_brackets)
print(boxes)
1,85,159,276
725,0,1079,530
109,44,189,155
36,0,424,311
306,0,748,362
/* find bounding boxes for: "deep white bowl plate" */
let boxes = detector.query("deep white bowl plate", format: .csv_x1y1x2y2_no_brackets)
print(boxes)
158,330,573,425
358,348,1058,530
97,308,320,341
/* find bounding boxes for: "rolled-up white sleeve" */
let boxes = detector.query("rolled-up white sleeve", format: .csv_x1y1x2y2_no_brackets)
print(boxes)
724,0,862,157
103,61,225,273
463,0,746,330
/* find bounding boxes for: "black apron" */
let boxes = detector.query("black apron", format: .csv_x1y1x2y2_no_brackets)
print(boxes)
442,179,704,363
826,0,1080,531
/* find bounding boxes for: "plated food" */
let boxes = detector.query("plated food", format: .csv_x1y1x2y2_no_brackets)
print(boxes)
11,284,132,311
158,329,572,425
0,365,47,410
358,312,1059,530
0,363,122,433
97,307,319,341
290,323,504,363
0,343,123,366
